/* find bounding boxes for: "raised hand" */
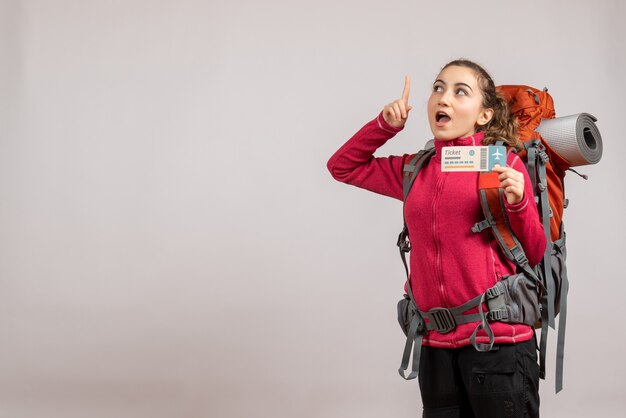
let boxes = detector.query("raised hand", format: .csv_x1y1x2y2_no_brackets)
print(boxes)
382,75,412,129
492,165,525,205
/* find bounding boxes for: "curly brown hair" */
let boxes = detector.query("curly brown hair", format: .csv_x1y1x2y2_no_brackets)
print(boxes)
441,59,522,151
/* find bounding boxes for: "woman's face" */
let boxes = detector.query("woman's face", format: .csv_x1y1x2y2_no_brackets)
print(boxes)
427,65,493,141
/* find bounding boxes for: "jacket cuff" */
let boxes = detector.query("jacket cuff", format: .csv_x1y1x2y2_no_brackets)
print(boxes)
504,192,530,213
376,111,404,134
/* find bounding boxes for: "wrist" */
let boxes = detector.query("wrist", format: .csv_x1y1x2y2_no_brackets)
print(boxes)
378,111,404,132
505,192,529,212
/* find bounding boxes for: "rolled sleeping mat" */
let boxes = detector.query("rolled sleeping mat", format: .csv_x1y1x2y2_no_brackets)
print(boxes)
535,113,603,167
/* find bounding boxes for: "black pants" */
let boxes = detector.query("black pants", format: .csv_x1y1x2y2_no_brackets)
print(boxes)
418,338,540,418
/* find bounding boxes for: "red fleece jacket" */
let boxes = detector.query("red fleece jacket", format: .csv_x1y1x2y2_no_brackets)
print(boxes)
327,111,547,348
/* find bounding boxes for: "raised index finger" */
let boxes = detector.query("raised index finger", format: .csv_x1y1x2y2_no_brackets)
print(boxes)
402,75,411,103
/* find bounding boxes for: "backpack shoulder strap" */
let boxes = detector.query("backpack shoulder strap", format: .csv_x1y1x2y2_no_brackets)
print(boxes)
398,146,436,266
396,145,436,381
402,146,436,200
398,146,436,268
473,147,539,282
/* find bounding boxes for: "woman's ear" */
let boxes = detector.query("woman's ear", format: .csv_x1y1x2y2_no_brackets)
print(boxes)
477,108,494,127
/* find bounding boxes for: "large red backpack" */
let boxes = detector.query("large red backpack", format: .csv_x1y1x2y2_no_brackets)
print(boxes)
480,85,571,392
396,85,572,393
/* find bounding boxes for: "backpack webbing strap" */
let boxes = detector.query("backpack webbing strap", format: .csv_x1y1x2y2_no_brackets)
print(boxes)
403,148,436,200
534,141,562,389
534,149,551,383
554,233,569,393
398,280,424,380
398,149,436,278
396,148,435,274
470,292,495,352
525,140,539,203
529,148,569,393
475,172,540,283
418,293,489,336
399,317,423,380
536,143,556,328
397,148,436,380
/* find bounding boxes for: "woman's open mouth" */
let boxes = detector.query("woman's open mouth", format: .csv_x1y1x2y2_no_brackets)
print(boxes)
435,111,451,126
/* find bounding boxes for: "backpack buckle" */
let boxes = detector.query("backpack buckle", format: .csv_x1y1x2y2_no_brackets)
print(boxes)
485,282,505,298
471,216,495,233
396,231,411,253
397,230,411,253
536,143,549,163
488,309,509,321
538,182,547,192
426,307,456,334
511,246,530,267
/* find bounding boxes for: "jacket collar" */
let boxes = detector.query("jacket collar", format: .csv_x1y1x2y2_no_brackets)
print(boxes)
433,131,486,162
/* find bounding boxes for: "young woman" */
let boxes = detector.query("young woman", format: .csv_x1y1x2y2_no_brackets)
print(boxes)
327,59,546,418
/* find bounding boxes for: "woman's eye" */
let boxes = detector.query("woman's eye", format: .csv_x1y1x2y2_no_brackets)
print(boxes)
456,89,468,96
433,85,443,92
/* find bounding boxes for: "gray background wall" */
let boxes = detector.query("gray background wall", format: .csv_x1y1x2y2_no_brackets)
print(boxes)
0,0,624,417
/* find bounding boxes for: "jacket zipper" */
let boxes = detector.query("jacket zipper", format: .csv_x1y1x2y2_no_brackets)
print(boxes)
432,171,456,345
432,172,451,309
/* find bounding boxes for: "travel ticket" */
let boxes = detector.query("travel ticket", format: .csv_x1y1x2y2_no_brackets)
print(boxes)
441,146,507,172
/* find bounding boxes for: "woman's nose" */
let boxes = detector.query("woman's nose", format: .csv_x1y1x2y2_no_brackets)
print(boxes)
438,90,451,106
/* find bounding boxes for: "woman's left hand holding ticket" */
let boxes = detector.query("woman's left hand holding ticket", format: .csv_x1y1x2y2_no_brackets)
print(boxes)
492,165,525,205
